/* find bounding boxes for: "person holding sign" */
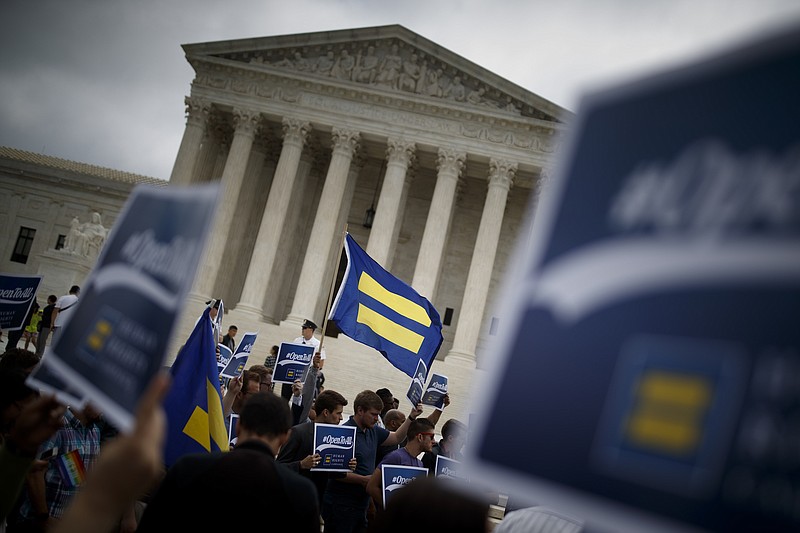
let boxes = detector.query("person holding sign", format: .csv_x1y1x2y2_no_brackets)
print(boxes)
421,418,466,472
322,390,422,533
277,389,356,508
366,418,436,512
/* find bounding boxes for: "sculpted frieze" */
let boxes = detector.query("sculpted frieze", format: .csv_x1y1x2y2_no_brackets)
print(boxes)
217,39,558,122
192,65,560,156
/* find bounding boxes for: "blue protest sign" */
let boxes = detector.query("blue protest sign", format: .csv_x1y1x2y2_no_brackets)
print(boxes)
272,342,314,384
405,359,427,406
227,413,239,447
220,331,257,379
0,274,42,331
312,423,356,472
469,25,800,533
434,455,465,481
217,344,232,376
380,465,428,509
421,373,448,410
28,184,219,432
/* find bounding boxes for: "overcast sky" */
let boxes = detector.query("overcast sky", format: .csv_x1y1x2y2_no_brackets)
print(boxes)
2,0,799,180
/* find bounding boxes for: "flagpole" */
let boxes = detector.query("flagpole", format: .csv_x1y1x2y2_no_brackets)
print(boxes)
318,224,348,353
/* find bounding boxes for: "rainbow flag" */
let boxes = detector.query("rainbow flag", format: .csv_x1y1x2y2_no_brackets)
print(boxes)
56,449,86,488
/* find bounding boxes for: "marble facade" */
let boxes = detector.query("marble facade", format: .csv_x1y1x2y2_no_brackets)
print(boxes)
170,26,569,377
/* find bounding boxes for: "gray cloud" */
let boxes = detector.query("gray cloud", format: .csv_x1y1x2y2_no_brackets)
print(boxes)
2,0,799,180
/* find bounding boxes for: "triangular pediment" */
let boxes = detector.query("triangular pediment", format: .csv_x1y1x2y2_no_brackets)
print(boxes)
183,25,568,123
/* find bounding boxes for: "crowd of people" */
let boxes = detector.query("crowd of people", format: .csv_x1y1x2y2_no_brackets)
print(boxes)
0,293,584,533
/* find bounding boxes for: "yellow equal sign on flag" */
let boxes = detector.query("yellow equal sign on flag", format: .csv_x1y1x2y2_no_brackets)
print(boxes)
356,271,429,353
626,370,711,455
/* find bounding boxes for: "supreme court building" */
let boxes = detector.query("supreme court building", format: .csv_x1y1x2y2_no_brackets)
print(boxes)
4,25,569,420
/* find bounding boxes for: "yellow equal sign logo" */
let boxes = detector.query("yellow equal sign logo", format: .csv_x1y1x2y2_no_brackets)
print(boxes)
356,272,430,354
87,320,112,351
626,371,711,456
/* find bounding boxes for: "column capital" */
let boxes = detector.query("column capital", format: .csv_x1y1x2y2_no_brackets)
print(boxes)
436,147,467,176
331,127,361,157
281,117,312,147
184,96,211,127
232,108,262,138
386,138,416,167
488,158,517,190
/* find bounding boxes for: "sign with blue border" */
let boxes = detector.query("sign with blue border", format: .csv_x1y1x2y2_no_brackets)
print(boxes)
220,331,258,379
381,464,428,509
312,423,356,472
272,342,314,384
0,274,42,331
28,184,219,433
434,455,465,481
468,25,800,533
405,359,427,406
421,373,448,410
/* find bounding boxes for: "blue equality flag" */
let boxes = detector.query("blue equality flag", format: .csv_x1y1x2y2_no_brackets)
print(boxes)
163,307,229,466
329,233,443,378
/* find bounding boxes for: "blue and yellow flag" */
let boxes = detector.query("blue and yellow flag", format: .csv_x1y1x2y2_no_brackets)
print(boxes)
329,233,443,377
163,307,229,467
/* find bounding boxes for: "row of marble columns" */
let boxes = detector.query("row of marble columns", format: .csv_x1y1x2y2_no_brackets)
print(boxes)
170,96,518,367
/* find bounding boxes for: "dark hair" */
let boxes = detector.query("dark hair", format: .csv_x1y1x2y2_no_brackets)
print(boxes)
372,476,489,533
375,387,393,400
0,368,36,412
239,392,292,437
353,390,384,413
441,419,467,440
247,365,269,384
314,389,347,415
228,325,238,331
47,294,58,304
69,285,80,294
408,417,435,440
0,349,40,372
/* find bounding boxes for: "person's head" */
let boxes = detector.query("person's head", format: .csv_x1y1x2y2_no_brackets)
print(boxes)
313,389,348,425
270,345,279,356
233,370,261,413
352,390,384,429
301,319,317,340
0,348,40,374
248,365,273,392
47,294,57,305
441,419,467,453
372,476,490,533
227,325,238,337
494,507,584,533
375,388,394,416
407,417,436,453
237,391,292,451
69,285,80,295
383,409,406,431
0,368,38,434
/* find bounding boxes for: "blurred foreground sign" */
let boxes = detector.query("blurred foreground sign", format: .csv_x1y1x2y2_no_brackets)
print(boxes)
29,184,219,432
469,25,800,533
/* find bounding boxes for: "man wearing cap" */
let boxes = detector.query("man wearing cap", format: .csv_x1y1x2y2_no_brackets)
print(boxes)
281,319,327,402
